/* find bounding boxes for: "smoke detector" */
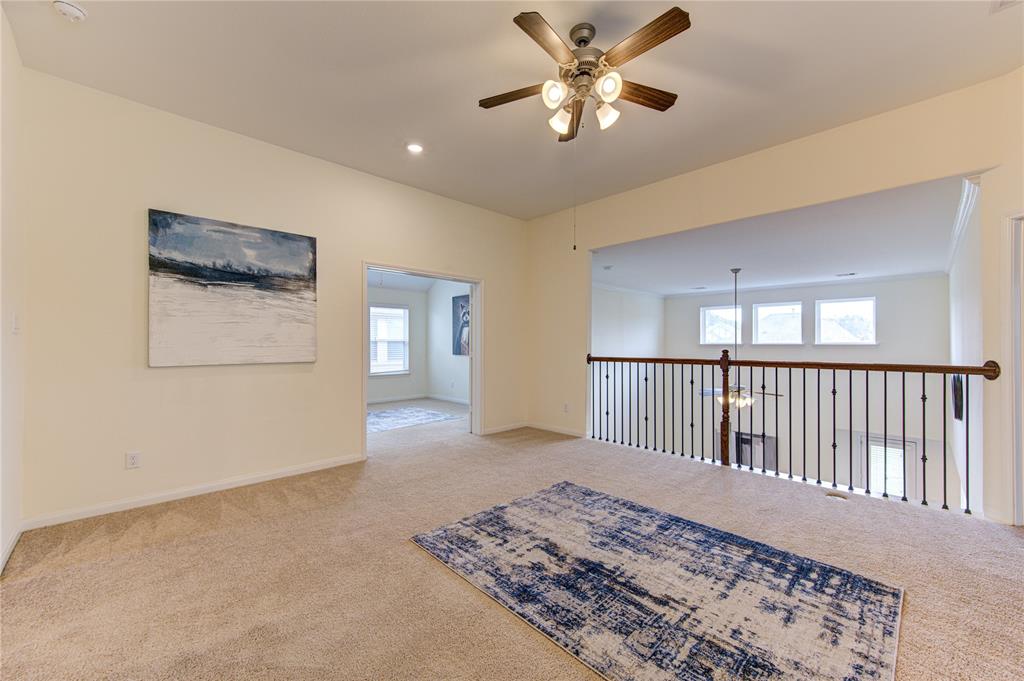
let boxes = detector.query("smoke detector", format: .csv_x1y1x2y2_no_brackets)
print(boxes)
52,1,88,23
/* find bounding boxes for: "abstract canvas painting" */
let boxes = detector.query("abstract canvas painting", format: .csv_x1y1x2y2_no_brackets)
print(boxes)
452,294,470,355
148,209,317,367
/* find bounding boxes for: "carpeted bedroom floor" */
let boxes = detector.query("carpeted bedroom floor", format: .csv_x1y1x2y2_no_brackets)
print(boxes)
2,420,1022,680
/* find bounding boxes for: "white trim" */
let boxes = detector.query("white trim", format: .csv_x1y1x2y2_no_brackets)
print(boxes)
366,394,429,405
947,176,981,271
20,453,364,532
427,394,470,406
480,422,586,438
1009,214,1024,526
1,529,22,573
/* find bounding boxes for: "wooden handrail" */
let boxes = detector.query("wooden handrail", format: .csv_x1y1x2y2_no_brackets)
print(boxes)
587,353,1001,380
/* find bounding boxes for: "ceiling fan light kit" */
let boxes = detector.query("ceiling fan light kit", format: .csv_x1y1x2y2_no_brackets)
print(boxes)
479,8,690,142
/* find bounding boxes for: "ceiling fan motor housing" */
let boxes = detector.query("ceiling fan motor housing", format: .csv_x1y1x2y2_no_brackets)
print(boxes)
570,22,596,47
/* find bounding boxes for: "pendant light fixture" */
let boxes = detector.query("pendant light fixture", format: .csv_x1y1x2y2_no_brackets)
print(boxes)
717,267,755,410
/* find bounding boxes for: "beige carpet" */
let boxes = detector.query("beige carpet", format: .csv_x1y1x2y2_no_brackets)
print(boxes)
2,420,1022,680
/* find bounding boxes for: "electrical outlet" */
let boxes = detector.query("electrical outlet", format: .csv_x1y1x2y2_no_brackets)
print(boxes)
125,452,141,469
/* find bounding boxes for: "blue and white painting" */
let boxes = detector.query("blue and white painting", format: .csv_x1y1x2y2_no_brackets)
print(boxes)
148,209,317,367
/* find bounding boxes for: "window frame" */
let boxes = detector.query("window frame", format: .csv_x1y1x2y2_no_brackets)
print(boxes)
814,296,877,346
699,304,743,346
368,304,410,376
752,301,804,345
856,434,919,500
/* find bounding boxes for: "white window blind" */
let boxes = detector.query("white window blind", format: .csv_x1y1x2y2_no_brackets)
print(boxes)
868,441,909,498
369,306,409,375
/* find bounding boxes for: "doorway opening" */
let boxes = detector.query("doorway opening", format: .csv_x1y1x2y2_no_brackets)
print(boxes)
363,265,480,451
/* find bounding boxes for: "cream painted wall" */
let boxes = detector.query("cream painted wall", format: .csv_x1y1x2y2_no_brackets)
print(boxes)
591,286,664,357
528,67,1023,522
1,12,26,563
427,279,471,404
15,67,528,522
366,287,428,404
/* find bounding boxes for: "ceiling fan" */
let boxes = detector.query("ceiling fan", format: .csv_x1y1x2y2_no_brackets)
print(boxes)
479,7,691,141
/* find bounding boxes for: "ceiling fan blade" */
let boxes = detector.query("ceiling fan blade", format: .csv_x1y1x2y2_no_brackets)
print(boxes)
619,81,678,111
478,84,544,109
602,7,691,68
514,12,576,64
558,99,583,142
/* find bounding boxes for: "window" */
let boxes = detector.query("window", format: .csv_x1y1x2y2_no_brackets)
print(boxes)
700,305,741,345
753,302,802,344
369,306,409,375
862,437,916,499
815,297,876,344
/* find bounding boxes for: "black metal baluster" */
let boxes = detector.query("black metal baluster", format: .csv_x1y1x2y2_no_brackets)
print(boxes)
848,369,854,492
774,366,780,476
662,363,667,453
630,360,638,446
591,360,596,439
831,369,838,489
921,372,928,506
699,364,704,461
816,369,822,485
708,365,714,463
749,365,755,471
598,360,606,440
628,363,632,447
644,364,649,450
671,364,676,455
942,374,948,510
690,365,696,459
883,371,889,498
612,362,617,443
761,367,767,474
865,371,870,495
965,375,971,514
788,367,793,479
801,369,807,482
653,363,658,451
901,372,907,502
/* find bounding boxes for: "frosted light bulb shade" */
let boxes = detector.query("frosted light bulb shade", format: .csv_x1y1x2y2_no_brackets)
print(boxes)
541,80,566,110
596,103,620,130
596,71,622,102
549,107,572,135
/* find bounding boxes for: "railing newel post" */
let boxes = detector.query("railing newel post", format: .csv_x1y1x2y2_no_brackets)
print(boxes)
719,350,731,467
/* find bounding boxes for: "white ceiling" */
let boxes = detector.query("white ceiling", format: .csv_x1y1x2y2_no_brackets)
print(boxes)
5,2,1022,219
367,269,439,292
591,175,965,295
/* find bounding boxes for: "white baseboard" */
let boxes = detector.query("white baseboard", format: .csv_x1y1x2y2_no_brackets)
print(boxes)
366,394,428,405
480,422,586,438
1,528,22,574
19,453,365,532
427,394,470,406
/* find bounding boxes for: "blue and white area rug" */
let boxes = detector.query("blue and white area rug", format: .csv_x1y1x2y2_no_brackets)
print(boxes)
413,481,902,680
366,406,460,433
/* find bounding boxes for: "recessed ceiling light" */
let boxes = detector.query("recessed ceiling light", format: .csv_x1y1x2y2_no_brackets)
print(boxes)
52,1,87,23
836,272,857,277
406,143,424,154
691,286,707,290
602,265,613,271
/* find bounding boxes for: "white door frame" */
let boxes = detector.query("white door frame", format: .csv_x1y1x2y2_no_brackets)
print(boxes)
1009,214,1024,525
361,261,483,456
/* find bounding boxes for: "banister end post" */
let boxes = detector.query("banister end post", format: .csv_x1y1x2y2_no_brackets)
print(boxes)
719,349,731,467
587,353,593,365
983,360,1000,380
